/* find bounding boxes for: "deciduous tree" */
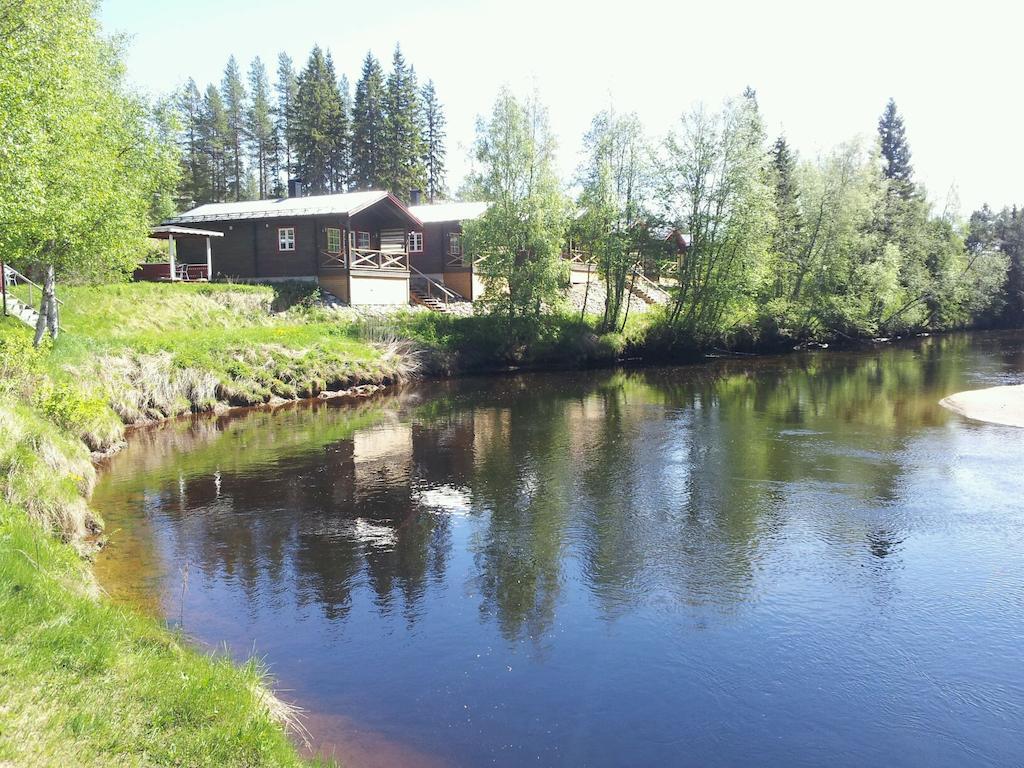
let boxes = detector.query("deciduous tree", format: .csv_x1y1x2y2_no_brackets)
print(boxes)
463,88,569,320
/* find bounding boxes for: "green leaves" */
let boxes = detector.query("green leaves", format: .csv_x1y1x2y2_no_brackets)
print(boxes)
464,88,569,319
0,0,179,281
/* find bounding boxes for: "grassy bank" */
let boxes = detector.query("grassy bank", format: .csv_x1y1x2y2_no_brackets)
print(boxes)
0,281,425,766
0,501,312,767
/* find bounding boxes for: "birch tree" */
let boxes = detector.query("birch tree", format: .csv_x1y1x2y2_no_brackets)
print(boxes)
0,0,179,344
463,88,568,320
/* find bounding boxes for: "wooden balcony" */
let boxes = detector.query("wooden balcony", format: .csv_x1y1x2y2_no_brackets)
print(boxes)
351,248,408,271
563,249,594,265
320,248,410,272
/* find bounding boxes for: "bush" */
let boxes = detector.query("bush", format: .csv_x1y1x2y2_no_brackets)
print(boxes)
32,380,122,453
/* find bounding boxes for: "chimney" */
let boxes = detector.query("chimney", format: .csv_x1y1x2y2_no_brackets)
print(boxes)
409,188,422,206
287,178,304,198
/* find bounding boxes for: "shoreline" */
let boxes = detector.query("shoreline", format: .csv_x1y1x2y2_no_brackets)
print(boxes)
940,384,1024,428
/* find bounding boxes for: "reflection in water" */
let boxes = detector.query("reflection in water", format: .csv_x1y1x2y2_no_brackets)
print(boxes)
94,333,1024,767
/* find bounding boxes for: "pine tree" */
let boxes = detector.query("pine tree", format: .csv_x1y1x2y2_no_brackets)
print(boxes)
220,56,248,200
351,51,386,190
200,84,230,202
291,45,345,194
878,98,913,197
380,46,425,200
247,57,275,199
421,79,447,202
274,52,298,186
176,78,209,206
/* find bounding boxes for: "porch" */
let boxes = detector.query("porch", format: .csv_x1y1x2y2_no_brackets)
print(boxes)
136,226,224,282
317,229,411,306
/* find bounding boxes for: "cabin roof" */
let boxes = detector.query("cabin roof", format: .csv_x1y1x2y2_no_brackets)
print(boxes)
165,191,421,225
408,201,489,224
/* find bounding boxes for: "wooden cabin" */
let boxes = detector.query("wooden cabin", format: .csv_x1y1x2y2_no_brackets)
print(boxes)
163,190,422,305
407,201,489,301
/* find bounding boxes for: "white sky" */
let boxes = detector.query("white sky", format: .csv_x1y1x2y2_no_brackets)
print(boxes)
101,0,1023,214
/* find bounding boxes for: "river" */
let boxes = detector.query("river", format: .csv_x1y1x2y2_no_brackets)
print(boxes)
94,331,1024,767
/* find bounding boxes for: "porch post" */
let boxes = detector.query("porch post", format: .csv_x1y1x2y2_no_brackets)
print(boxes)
168,234,176,280
205,236,212,280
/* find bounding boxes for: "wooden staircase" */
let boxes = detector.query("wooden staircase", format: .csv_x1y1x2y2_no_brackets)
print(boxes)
4,294,39,328
629,272,671,305
410,288,451,312
410,268,465,313
3,265,47,329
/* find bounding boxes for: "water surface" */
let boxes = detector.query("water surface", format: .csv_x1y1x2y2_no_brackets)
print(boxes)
95,332,1024,767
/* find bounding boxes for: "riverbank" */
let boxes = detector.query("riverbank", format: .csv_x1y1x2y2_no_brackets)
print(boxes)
0,282,414,766
940,384,1024,427
0,280,1002,766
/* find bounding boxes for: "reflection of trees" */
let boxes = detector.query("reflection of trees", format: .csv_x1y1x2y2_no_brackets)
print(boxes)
96,333,990,636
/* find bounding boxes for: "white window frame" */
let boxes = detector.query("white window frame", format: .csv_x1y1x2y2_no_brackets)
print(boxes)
449,233,462,257
278,227,295,252
326,227,342,254
355,231,371,250
408,231,423,253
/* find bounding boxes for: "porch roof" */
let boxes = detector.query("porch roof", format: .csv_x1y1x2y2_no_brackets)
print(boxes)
149,225,224,239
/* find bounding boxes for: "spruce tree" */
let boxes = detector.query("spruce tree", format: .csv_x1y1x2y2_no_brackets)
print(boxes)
351,51,386,190
878,98,913,197
421,79,447,202
380,45,426,200
770,135,802,296
200,84,229,202
274,52,298,184
291,45,345,194
325,52,351,192
176,78,209,206
247,57,275,199
220,56,247,201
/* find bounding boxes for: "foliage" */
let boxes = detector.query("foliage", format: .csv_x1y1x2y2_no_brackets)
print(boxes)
576,108,654,331
380,45,425,201
220,55,248,201
247,57,276,199
291,46,349,193
0,0,179,283
463,88,569,319
421,79,448,202
351,51,387,190
658,92,774,342
878,98,914,198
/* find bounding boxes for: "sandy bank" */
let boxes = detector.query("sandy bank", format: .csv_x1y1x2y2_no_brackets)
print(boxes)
940,384,1024,427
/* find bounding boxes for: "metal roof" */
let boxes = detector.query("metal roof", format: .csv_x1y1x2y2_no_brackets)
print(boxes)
408,201,489,224
164,191,413,225
149,225,224,239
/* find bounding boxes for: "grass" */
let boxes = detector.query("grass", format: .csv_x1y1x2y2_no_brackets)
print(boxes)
0,280,409,766
0,501,316,767
3,282,413,454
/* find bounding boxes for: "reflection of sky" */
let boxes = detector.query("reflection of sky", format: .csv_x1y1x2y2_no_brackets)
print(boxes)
94,334,1024,767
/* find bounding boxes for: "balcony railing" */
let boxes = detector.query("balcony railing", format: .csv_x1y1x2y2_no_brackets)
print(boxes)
563,249,595,265
350,248,409,271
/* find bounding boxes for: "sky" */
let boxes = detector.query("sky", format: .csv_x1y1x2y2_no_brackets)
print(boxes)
100,0,1023,214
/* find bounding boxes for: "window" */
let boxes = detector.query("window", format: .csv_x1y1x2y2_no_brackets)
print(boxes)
449,233,462,257
408,231,423,253
355,231,371,249
326,228,341,254
278,227,295,252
